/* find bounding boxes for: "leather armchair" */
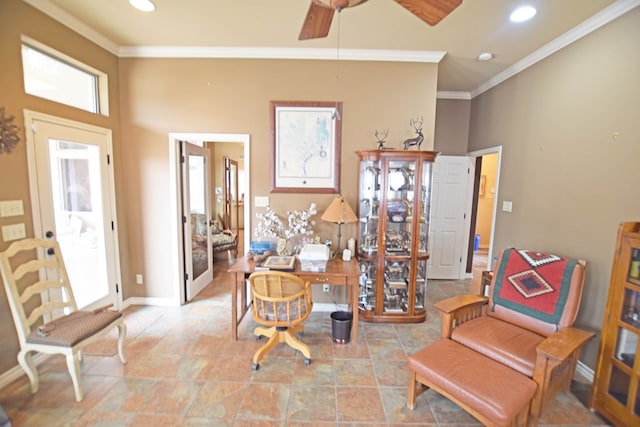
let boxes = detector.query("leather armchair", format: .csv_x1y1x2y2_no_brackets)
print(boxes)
432,248,594,423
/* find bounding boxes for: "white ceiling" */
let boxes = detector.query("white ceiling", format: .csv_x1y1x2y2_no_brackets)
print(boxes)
25,0,639,97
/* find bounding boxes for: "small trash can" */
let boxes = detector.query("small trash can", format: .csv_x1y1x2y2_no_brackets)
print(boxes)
330,311,353,344
474,234,481,251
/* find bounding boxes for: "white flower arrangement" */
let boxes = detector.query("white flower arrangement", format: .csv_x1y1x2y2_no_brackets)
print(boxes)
255,203,318,241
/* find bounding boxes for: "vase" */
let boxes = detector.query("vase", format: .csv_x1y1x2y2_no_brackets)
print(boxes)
276,238,292,256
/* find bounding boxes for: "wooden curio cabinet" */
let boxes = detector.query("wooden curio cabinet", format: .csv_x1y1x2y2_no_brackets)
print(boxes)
356,149,437,323
591,222,640,425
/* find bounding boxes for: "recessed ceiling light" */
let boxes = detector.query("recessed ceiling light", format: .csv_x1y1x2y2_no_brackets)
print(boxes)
478,52,493,61
510,6,536,22
129,0,156,12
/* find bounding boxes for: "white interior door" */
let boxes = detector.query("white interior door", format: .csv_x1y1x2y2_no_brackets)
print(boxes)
182,142,213,300
428,155,473,279
25,111,121,309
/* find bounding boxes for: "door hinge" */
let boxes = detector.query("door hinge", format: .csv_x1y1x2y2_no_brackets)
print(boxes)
181,155,186,163
111,221,115,230
107,154,111,165
467,167,470,174
460,257,463,263
464,213,467,219
116,283,119,293
184,273,189,282
182,215,187,224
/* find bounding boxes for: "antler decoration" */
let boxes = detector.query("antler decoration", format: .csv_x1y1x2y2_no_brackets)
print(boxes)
0,107,20,154
402,116,424,150
374,129,389,149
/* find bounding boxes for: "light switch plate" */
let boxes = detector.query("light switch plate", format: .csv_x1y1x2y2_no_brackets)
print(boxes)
2,223,26,241
0,200,24,217
502,201,513,212
255,196,270,207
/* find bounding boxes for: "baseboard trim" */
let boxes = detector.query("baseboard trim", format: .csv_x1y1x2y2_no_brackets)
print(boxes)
122,296,181,309
312,303,348,312
0,353,50,390
575,360,594,382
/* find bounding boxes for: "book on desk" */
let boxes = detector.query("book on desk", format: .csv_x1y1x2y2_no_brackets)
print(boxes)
256,255,296,271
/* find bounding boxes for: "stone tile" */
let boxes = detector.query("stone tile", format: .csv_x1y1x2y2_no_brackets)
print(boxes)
336,386,386,423
185,380,246,423
237,383,290,421
286,385,336,422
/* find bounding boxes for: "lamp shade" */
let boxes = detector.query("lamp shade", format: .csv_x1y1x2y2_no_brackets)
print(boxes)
321,196,357,224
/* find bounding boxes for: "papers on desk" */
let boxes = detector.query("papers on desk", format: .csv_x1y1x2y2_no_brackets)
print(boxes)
257,255,296,271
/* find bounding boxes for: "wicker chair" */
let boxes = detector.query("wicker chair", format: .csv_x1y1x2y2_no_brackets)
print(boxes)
0,238,127,401
249,271,313,370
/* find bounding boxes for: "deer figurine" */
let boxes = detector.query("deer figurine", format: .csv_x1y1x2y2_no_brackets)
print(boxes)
402,117,424,150
375,129,389,149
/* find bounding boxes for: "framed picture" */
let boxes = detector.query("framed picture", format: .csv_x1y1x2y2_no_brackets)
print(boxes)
262,255,296,271
269,101,342,193
479,175,486,196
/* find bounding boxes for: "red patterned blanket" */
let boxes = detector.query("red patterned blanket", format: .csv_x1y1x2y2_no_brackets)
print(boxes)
492,248,577,328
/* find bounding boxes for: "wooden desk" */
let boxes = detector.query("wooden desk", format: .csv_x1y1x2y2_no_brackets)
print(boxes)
228,256,361,342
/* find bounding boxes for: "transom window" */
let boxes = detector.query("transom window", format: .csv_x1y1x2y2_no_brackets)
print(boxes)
21,37,109,116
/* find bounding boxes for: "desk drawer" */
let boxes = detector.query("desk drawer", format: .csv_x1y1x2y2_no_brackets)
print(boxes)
297,273,347,286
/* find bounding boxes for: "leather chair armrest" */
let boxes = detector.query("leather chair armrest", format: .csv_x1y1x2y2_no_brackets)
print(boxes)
434,294,488,314
434,294,489,338
536,326,595,362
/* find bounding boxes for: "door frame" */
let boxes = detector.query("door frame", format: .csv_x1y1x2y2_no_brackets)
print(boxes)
24,109,123,309
466,145,502,271
168,132,250,305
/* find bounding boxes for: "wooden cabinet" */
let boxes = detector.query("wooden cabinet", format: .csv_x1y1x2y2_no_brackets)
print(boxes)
591,222,640,425
356,149,437,323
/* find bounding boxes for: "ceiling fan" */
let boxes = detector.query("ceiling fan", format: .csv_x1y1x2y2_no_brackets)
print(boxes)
298,0,463,40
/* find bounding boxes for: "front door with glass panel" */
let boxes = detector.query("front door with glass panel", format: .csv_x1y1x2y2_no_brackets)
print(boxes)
25,111,120,310
182,142,213,300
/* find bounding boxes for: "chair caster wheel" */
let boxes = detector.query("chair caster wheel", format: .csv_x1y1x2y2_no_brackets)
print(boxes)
304,359,311,366
252,363,260,370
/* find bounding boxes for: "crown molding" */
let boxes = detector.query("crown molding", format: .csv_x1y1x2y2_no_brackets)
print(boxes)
23,0,120,55
118,46,446,62
437,91,471,100
470,0,640,98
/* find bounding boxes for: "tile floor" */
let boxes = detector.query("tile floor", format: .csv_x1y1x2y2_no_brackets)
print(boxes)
0,252,610,426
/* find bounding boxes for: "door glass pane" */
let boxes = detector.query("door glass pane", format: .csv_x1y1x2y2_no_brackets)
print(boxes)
622,288,640,329
384,259,410,313
359,260,376,312
189,155,208,280
608,365,630,407
615,327,638,368
48,139,107,308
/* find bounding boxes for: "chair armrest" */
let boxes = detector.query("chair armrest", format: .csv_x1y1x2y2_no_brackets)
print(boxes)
433,294,489,338
433,294,488,314
537,326,595,362
222,229,237,238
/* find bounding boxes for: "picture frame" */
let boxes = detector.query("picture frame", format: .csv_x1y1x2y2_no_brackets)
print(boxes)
262,255,296,271
479,175,486,196
269,101,342,193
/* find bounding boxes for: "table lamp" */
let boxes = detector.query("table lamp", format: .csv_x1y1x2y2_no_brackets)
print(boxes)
321,195,357,255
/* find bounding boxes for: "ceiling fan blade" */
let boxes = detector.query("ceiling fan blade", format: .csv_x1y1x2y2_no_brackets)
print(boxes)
394,0,462,26
299,1,336,40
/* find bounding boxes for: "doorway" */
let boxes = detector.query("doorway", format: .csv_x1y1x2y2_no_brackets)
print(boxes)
169,133,250,305
181,141,213,300
467,146,502,274
24,110,122,310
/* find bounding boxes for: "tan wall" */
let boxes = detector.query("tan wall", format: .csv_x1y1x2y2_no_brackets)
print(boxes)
0,0,123,374
468,8,640,369
118,57,438,300
434,98,470,155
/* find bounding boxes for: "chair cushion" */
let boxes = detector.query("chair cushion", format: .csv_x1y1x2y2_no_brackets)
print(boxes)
257,299,308,323
489,248,585,336
451,316,545,377
26,310,122,347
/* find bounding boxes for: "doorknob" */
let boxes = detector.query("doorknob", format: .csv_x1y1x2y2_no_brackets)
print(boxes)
45,230,54,238
47,248,55,255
